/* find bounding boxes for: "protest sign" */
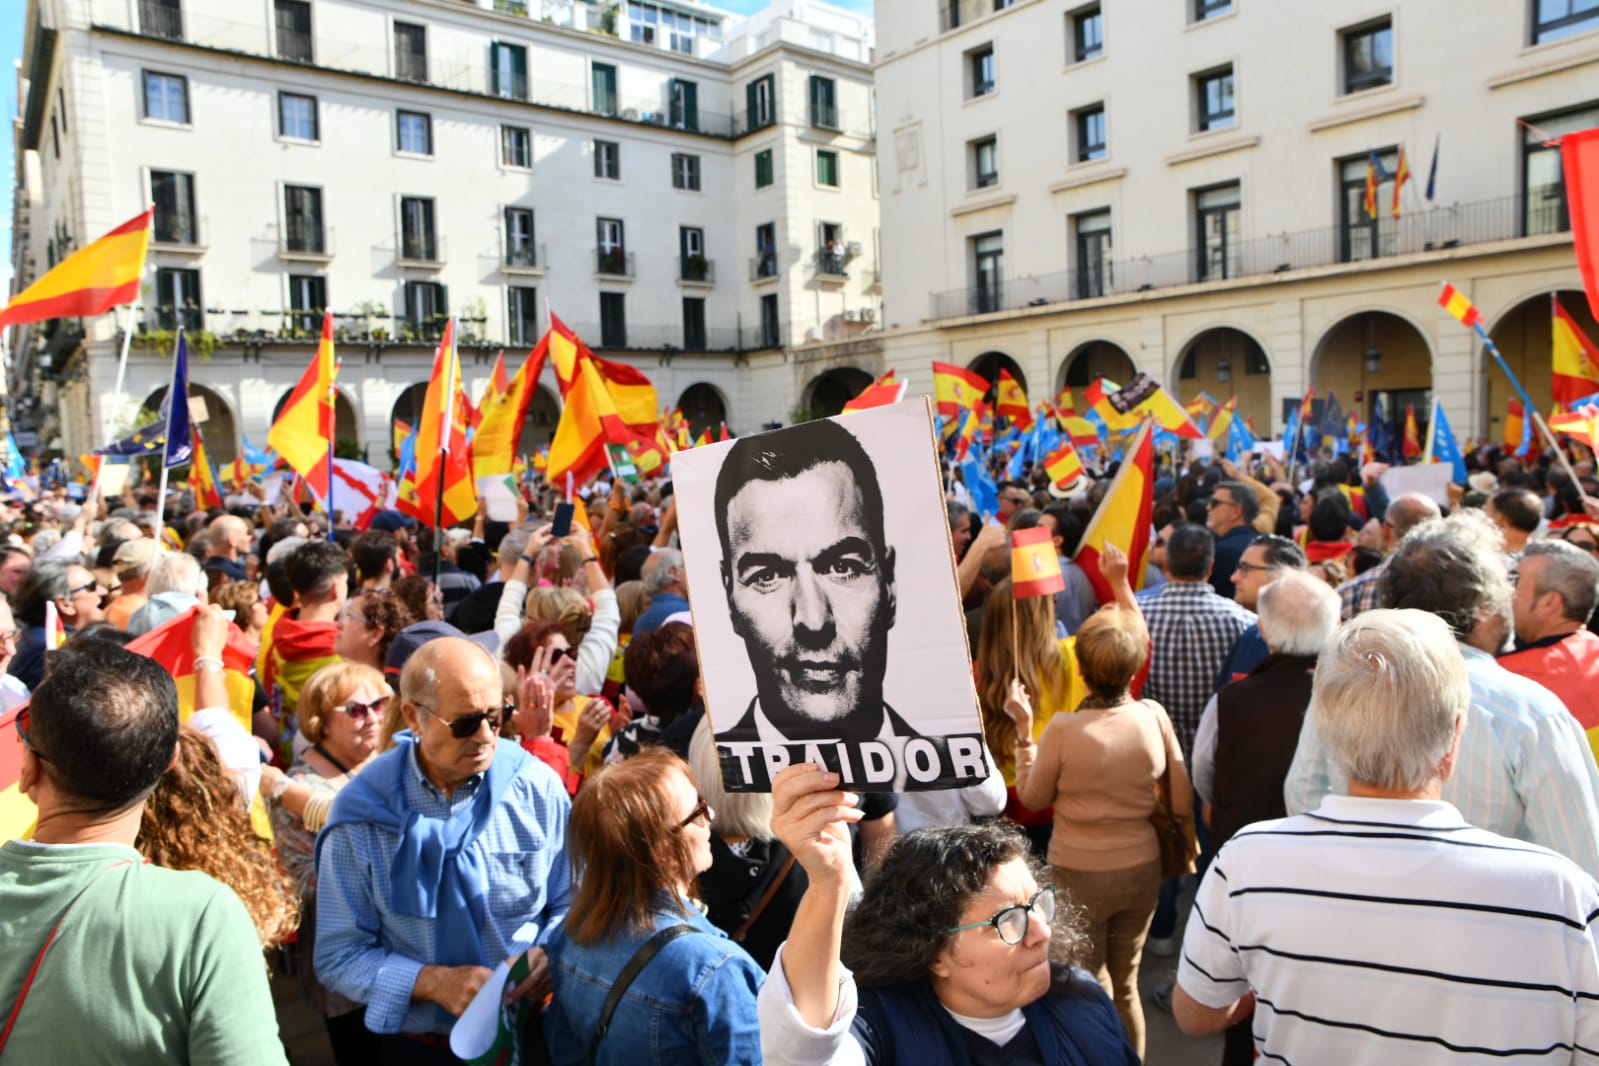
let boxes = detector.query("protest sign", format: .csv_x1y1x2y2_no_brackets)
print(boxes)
672,398,987,792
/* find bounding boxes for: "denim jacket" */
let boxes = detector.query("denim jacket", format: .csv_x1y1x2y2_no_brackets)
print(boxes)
543,904,763,1065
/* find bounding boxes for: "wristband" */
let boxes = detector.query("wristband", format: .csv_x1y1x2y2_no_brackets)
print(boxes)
268,773,291,802
520,554,536,565
583,556,600,564
193,656,225,672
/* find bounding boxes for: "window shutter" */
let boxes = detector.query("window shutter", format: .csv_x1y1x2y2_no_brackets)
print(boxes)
746,80,757,123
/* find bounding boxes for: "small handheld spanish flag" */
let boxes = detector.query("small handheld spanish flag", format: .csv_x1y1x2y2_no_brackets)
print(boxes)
1042,440,1085,493
44,601,65,650
1011,527,1065,599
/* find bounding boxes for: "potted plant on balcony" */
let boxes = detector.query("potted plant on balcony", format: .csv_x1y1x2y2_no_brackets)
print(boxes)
685,253,709,281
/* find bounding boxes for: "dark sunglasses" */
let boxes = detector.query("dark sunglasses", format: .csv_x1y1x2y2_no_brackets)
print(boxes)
547,646,576,663
15,707,50,763
415,700,515,739
68,579,98,597
335,696,390,721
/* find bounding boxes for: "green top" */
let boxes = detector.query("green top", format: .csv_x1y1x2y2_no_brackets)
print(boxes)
0,839,287,1065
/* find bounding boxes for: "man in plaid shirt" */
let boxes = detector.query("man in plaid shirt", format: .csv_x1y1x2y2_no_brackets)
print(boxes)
1142,523,1255,760
1337,493,1441,620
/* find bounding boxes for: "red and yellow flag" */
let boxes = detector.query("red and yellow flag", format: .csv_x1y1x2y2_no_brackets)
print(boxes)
1207,397,1237,442
548,314,658,432
473,346,545,477
994,371,1033,430
1391,147,1411,220
1550,404,1599,451
1505,400,1525,452
933,361,989,418
1403,404,1422,459
842,370,905,413
1438,283,1484,330
548,341,654,488
189,426,223,510
0,208,151,327
268,311,338,499
1552,297,1599,407
1011,527,1065,599
1043,440,1084,491
1075,420,1155,605
399,319,477,527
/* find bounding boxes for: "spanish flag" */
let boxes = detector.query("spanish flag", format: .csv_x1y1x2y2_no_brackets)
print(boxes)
1207,397,1236,442
1391,147,1411,220
548,314,658,432
1438,282,1484,330
1106,373,1204,439
1075,420,1154,605
843,370,904,413
1550,404,1599,451
1403,404,1422,460
0,207,152,327
994,371,1033,430
473,346,544,478
933,361,989,418
1011,527,1065,599
1552,296,1599,407
267,310,337,499
189,426,223,510
400,319,477,527
1042,440,1084,491
953,406,981,460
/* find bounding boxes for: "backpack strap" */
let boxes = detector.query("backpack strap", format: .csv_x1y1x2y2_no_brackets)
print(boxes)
587,923,697,1064
732,853,796,943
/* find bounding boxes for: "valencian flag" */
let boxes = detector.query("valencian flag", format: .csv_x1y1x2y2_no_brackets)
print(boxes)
1403,404,1422,460
1363,149,1385,220
473,346,544,478
188,426,223,510
400,319,477,527
1010,527,1065,599
268,310,338,499
1042,440,1085,492
1392,147,1411,220
1075,419,1155,605
994,370,1033,430
842,370,905,413
1552,297,1599,407
0,207,151,327
933,361,989,418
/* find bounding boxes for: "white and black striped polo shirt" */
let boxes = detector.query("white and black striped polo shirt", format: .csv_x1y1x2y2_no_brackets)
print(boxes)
1178,795,1599,1065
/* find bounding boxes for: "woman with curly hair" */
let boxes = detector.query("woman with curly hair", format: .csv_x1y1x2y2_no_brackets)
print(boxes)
503,619,615,784
758,765,1137,1064
135,728,299,949
334,588,413,672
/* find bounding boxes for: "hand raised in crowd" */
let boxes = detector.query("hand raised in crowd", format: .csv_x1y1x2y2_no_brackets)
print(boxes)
506,947,552,1004
611,691,634,734
514,664,554,739
190,602,231,660
515,492,530,524
564,523,594,559
1003,678,1034,743
415,964,494,1018
1098,541,1129,587
971,520,1008,553
1219,457,1240,481
770,763,863,890
570,697,611,757
530,641,576,696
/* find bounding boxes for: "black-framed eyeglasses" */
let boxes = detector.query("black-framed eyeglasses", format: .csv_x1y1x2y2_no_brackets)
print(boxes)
946,885,1056,945
1233,561,1275,575
15,707,51,763
1207,496,1236,510
413,700,512,739
676,795,712,829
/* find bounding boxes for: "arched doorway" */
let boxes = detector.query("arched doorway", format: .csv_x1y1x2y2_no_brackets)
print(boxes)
274,387,360,456
1174,328,1272,434
968,351,1023,401
805,367,874,418
1487,290,1599,442
678,383,729,439
1309,311,1433,458
1057,340,1135,394
518,385,561,452
139,383,239,464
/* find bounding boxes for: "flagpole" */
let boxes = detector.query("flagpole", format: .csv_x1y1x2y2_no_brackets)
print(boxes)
152,325,184,549
1474,322,1590,504
108,225,152,434
434,318,459,583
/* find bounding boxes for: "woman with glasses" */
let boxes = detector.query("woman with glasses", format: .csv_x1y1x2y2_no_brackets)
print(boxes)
261,661,390,1065
759,767,1137,1065
504,619,616,786
543,748,763,1065
333,588,414,672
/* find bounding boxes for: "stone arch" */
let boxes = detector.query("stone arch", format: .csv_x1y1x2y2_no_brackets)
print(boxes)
518,385,561,452
1309,309,1434,452
804,367,874,418
1172,327,1273,435
1057,340,1135,393
968,351,1023,400
1486,288,1599,442
678,382,730,439
273,386,360,448
139,382,239,465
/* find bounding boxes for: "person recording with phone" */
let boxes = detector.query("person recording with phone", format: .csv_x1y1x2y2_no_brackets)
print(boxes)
493,520,620,699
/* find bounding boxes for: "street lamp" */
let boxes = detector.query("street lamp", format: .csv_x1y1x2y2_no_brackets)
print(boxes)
1364,346,1381,374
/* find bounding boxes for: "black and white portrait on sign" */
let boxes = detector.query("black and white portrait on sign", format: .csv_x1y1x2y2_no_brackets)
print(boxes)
671,398,988,792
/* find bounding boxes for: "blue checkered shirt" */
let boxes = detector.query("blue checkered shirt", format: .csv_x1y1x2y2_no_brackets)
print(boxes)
1284,643,1599,879
1337,557,1387,620
314,741,572,1035
1141,580,1255,760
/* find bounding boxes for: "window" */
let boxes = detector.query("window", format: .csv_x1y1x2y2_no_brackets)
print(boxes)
600,292,627,348
755,148,774,189
492,43,529,100
404,281,447,336
973,231,1003,314
505,207,536,266
817,221,845,274
809,76,838,130
151,171,197,244
284,185,324,253
592,63,618,116
1196,66,1236,131
501,125,531,169
760,293,780,348
597,218,626,275
139,0,183,39
755,222,777,277
1342,18,1393,94
1524,105,1599,235
278,92,318,141
672,153,701,190
1338,151,1397,262
1534,0,1599,43
396,110,432,155
971,135,999,189
1073,6,1103,62
275,0,312,62
669,79,699,131
394,21,427,82
1074,105,1106,162
288,274,326,332
508,287,539,344
817,150,839,187
287,273,325,319
628,1,724,52
746,73,776,130
400,196,437,261
682,297,707,350
1195,182,1240,281
969,45,996,98
1194,0,1231,21
680,226,707,281
594,140,620,180
142,71,189,123
1074,210,1112,298
154,267,202,330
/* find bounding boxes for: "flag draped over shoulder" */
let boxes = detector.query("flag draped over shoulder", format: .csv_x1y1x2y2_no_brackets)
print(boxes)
268,311,338,499
400,319,476,527
1075,420,1154,605
125,606,257,732
0,208,151,327
1552,296,1599,407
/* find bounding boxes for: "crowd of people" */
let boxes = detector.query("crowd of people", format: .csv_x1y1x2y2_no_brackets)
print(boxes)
3,427,1599,1065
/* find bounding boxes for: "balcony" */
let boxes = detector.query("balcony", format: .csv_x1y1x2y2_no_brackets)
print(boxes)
750,253,780,282
138,0,183,39
679,256,714,286
810,103,840,132
939,0,995,32
595,248,634,278
396,50,427,84
744,323,786,351
733,107,777,137
277,28,313,62
815,249,849,280
928,192,1569,321
502,243,547,276
396,235,446,269
151,214,205,254
278,225,334,262
494,0,529,12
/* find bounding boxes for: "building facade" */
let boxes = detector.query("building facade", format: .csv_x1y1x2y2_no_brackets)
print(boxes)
858,0,1599,446
7,0,879,464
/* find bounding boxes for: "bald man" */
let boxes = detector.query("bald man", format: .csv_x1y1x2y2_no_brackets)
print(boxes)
1337,493,1442,620
203,514,253,588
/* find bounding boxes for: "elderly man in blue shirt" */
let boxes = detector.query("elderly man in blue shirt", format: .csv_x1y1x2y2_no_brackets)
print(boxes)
316,636,572,1061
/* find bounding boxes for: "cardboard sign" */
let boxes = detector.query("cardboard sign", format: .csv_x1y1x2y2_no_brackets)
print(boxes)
671,398,987,792
1379,462,1454,506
